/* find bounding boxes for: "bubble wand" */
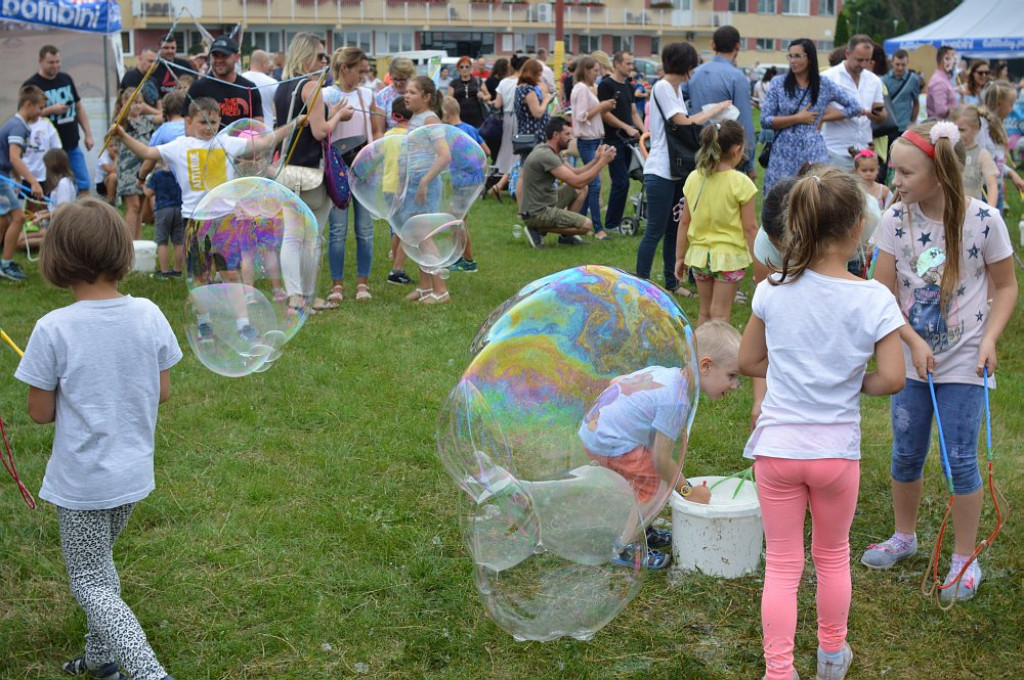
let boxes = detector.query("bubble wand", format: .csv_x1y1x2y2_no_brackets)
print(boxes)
709,465,755,499
0,328,23,358
0,328,36,509
919,368,1008,609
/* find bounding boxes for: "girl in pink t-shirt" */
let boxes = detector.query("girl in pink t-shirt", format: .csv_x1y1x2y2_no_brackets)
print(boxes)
863,120,1018,603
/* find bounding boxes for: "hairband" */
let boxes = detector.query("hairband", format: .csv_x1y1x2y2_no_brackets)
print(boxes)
854,149,877,160
900,130,935,158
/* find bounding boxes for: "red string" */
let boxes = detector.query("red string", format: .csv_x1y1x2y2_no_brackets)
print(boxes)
0,405,36,509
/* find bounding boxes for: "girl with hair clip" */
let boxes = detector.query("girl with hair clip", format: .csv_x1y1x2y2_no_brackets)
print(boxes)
674,120,757,326
952,104,999,203
861,121,1018,603
739,168,907,680
851,149,892,210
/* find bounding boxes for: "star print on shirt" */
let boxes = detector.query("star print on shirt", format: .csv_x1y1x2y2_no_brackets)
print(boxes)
983,224,990,238
976,311,984,322
975,207,990,220
892,207,903,219
957,285,966,297
918,232,932,246
903,277,911,288
968,244,980,259
895,227,906,238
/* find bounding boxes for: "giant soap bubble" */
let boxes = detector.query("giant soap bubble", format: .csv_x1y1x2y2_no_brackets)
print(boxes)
213,118,278,178
184,177,323,378
350,125,487,273
438,266,699,642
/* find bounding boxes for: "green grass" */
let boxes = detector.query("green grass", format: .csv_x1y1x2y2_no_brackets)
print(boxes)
0,176,1021,680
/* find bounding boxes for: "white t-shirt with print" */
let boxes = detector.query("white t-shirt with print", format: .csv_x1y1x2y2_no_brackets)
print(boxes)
14,297,182,510
646,79,688,180
874,198,1014,385
24,118,61,182
156,135,249,218
744,271,904,461
578,365,690,457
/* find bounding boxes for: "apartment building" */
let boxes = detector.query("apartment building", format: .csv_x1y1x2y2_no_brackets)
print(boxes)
119,0,843,67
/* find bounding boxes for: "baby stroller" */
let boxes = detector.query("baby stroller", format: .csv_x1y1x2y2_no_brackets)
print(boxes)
619,133,650,237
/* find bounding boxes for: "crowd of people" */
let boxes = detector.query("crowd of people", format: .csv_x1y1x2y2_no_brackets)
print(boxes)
3,23,1022,680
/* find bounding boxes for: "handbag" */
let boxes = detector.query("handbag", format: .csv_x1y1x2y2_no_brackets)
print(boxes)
478,108,504,147
758,86,809,169
653,88,700,180
871,94,899,138
278,78,324,192
322,135,351,209
512,132,542,155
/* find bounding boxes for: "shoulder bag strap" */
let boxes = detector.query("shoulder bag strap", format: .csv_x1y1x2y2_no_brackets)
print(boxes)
888,74,910,101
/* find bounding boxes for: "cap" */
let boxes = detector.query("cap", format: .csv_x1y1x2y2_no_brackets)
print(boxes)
591,50,612,71
209,37,238,55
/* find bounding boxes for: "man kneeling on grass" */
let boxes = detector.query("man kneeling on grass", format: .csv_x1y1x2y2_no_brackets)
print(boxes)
518,117,616,249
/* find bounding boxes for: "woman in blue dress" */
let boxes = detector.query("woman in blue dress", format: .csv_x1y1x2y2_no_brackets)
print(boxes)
761,39,867,193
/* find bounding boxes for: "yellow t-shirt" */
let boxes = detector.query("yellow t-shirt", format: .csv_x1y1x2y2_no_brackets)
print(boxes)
683,169,757,272
382,126,408,195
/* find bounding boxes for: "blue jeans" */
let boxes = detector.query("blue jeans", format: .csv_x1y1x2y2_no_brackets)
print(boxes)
890,379,984,495
635,173,684,291
328,198,373,280
66,146,90,192
576,138,603,233
603,138,630,231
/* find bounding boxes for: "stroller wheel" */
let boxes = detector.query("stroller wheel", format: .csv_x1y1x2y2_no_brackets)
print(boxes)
620,217,638,236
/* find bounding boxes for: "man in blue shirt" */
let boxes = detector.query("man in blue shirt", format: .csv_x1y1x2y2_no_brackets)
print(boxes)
688,26,756,179
881,49,921,139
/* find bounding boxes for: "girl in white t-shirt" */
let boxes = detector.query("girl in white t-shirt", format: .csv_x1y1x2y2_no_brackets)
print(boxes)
15,198,182,680
861,121,1017,603
20,149,79,250
740,169,906,680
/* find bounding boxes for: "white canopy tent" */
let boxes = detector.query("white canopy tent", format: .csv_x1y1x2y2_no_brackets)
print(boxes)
884,0,1024,59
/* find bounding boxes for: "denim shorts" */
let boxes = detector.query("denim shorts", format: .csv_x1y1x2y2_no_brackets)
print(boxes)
0,180,21,217
890,379,984,494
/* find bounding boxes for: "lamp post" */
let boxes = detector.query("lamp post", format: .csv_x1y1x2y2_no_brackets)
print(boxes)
892,18,898,36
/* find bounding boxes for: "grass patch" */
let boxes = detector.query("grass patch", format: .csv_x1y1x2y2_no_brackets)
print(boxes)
0,169,1021,680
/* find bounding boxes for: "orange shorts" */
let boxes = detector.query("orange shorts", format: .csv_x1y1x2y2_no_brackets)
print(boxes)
586,445,660,504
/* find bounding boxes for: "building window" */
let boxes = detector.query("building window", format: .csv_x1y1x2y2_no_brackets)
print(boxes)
612,35,633,53
819,0,836,17
651,36,660,54
755,37,773,51
338,31,372,53
578,34,601,53
781,0,808,15
245,30,283,55
818,39,835,51
728,0,747,11
757,0,774,13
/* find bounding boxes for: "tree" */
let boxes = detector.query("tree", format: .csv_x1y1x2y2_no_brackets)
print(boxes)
835,10,851,46
836,0,961,45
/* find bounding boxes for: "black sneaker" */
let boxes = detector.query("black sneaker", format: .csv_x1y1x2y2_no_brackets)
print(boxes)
168,270,182,278
0,260,27,280
197,322,215,344
526,228,545,249
238,325,259,343
558,235,588,246
150,271,172,280
387,270,412,285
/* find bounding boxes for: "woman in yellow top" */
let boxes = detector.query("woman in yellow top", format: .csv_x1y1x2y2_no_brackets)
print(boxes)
674,120,758,326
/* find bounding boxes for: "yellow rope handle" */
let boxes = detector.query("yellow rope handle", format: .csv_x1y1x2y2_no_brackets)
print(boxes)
1,329,24,358
281,68,329,168
102,56,162,153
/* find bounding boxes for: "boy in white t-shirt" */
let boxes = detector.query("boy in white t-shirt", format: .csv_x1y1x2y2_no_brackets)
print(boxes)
578,321,743,569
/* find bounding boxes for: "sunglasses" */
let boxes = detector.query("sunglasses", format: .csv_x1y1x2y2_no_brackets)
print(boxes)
317,53,329,62
976,70,990,76
458,64,472,69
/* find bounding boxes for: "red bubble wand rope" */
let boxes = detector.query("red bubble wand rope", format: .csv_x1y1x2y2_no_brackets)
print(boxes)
1,329,36,509
920,368,1007,609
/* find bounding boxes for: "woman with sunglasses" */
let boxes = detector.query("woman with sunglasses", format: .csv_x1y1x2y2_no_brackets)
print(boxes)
959,59,990,106
375,57,416,132
447,56,491,129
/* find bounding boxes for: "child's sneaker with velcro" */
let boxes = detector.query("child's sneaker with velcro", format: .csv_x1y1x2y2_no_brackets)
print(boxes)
939,558,982,602
63,656,125,680
860,533,917,569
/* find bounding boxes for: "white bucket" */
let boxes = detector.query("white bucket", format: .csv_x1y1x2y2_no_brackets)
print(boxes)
133,240,157,273
670,475,763,578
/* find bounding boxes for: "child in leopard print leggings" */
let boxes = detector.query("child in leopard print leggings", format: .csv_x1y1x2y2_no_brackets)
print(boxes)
14,199,182,680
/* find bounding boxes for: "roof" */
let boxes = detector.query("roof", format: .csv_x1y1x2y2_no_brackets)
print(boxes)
883,0,1024,59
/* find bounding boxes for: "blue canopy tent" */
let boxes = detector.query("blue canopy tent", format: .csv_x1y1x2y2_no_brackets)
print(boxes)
884,0,1024,60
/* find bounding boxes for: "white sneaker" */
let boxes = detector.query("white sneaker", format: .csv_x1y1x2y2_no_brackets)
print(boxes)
816,644,852,680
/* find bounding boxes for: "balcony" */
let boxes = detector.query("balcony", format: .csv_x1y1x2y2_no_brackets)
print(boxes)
124,0,738,32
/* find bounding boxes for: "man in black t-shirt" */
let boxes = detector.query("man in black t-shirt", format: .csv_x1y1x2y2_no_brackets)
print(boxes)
22,45,94,193
187,37,263,128
154,36,195,96
119,49,161,114
598,50,646,234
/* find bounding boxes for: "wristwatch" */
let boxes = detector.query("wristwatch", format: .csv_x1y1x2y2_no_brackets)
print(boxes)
679,484,693,497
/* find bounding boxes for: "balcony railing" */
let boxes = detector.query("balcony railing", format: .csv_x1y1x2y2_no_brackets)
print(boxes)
128,0,737,30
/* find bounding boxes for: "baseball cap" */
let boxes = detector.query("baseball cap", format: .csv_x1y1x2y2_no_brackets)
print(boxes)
209,37,238,55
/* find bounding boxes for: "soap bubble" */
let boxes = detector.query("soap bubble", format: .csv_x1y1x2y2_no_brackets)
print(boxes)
350,125,487,273
438,266,699,641
213,118,277,178
184,177,323,378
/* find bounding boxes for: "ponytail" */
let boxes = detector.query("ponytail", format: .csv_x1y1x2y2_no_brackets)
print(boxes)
412,75,443,118
694,119,745,177
773,168,863,285
978,103,1008,147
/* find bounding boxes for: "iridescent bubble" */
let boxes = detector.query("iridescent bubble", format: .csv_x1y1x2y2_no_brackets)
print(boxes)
184,177,324,378
213,118,278,178
438,266,699,642
350,125,487,272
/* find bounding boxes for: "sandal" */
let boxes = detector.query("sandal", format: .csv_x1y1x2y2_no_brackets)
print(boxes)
312,297,339,311
327,285,344,304
669,286,697,299
611,542,671,570
63,656,126,680
645,526,673,550
406,287,432,301
487,185,504,203
355,283,372,301
419,291,450,304
734,290,749,304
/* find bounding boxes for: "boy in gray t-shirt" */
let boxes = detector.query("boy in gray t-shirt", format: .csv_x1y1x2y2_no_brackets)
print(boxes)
0,85,46,280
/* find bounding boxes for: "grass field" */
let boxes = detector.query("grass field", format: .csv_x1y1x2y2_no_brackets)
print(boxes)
0,167,1021,680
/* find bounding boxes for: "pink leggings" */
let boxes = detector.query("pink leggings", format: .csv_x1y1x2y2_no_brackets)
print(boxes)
755,456,860,680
